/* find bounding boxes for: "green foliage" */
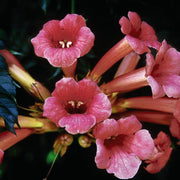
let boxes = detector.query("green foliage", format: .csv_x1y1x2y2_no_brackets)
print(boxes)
0,55,19,134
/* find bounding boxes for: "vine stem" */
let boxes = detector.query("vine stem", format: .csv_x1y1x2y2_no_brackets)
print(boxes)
43,147,61,180
71,0,75,13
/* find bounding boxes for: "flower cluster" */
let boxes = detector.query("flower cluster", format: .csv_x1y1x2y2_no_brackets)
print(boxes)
0,12,180,179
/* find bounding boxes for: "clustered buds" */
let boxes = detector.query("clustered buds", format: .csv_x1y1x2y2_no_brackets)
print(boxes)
0,12,180,179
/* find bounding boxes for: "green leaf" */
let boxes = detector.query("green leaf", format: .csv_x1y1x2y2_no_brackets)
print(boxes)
0,55,19,134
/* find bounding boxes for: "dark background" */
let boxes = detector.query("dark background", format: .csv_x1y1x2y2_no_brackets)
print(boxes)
0,0,180,179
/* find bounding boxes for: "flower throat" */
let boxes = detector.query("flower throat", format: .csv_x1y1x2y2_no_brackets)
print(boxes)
65,100,87,114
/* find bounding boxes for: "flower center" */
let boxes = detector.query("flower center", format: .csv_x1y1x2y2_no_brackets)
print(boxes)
65,100,87,114
104,135,126,148
59,40,73,48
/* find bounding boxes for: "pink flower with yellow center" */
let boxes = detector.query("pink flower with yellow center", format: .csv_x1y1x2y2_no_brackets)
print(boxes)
93,115,154,179
31,14,95,68
43,78,111,134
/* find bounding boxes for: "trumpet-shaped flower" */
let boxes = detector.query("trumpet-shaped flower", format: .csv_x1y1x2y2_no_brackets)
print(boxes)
31,14,95,67
146,40,180,98
89,11,160,81
93,115,154,179
119,11,160,54
145,131,172,174
43,78,111,134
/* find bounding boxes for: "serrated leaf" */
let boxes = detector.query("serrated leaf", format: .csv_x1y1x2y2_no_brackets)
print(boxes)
0,54,19,134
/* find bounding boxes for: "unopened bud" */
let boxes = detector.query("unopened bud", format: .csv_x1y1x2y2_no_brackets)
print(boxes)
78,135,92,148
53,134,73,154
8,65,50,102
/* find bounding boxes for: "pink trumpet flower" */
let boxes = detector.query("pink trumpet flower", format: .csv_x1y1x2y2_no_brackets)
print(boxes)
31,14,95,76
43,78,111,134
119,11,160,54
93,115,154,179
100,40,180,98
89,11,160,81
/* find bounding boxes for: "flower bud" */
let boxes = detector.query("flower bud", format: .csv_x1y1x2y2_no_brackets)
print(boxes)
34,118,59,134
78,135,92,148
8,64,51,101
53,134,73,155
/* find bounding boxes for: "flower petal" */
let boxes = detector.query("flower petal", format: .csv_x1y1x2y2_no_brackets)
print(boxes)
87,93,111,123
119,16,132,34
145,53,155,76
59,114,96,134
158,47,180,75
107,146,141,179
95,139,111,169
52,78,78,103
154,40,169,64
31,30,51,57
170,118,180,139
128,11,141,32
60,14,86,40
140,22,158,42
147,75,165,99
160,74,180,98
43,20,62,40
117,115,142,135
77,78,101,102
129,130,154,160
93,119,119,140
125,35,150,54
74,26,95,56
44,47,80,67
43,97,67,126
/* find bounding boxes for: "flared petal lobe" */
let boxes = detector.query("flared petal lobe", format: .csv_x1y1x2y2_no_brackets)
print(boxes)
43,97,67,126
106,146,142,179
59,114,96,134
